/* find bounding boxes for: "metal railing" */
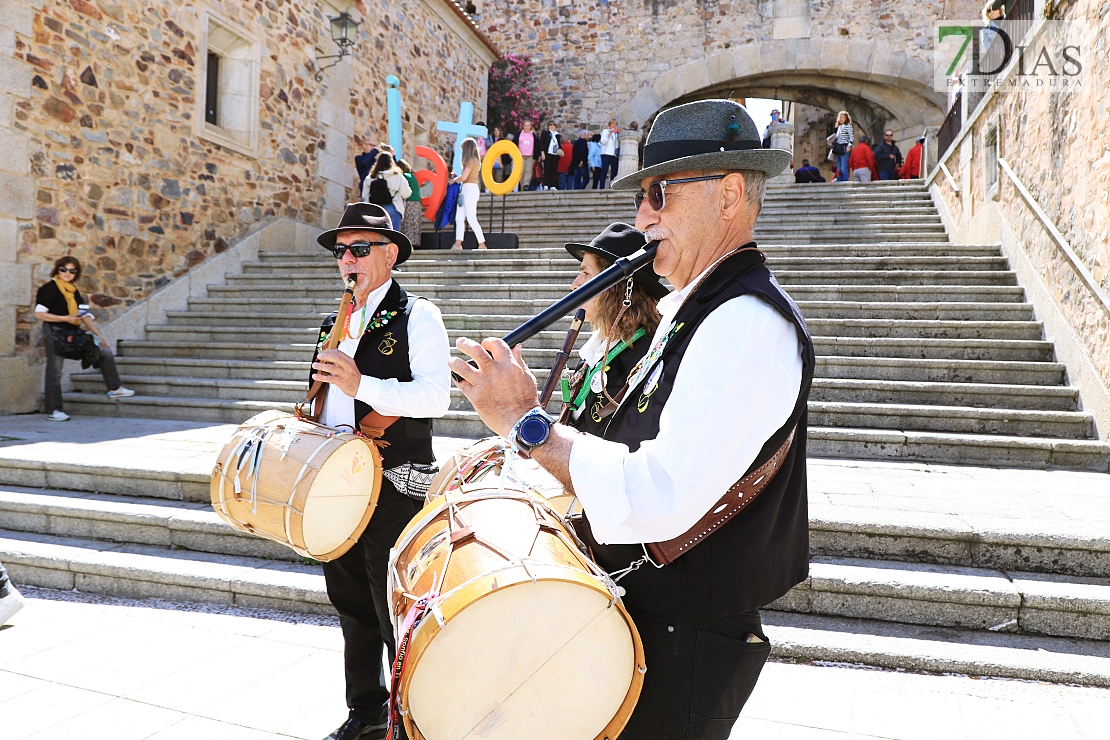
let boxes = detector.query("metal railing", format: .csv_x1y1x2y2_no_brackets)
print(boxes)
937,93,962,164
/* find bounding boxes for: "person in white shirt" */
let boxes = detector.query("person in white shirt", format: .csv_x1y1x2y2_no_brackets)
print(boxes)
598,118,620,188
310,202,450,740
450,99,813,740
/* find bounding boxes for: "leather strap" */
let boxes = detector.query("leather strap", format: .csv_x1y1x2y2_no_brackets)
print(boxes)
645,427,796,565
359,410,401,446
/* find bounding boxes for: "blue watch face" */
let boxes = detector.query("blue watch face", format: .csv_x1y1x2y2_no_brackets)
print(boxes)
518,415,551,446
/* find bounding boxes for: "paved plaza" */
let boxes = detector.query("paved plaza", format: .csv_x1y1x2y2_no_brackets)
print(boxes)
2,586,1108,739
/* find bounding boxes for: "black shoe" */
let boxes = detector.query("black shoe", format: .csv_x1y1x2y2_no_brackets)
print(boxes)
324,717,387,740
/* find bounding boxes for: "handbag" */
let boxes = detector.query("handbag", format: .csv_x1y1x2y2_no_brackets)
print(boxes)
832,142,847,156
367,176,392,206
50,323,101,365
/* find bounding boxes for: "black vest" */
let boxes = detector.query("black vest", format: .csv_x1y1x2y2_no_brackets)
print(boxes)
592,247,815,617
566,331,651,438
311,280,435,470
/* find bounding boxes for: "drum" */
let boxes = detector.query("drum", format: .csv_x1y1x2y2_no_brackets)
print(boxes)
388,486,645,740
428,436,578,516
210,410,382,561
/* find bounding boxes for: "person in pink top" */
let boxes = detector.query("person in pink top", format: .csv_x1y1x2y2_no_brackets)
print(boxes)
516,119,536,192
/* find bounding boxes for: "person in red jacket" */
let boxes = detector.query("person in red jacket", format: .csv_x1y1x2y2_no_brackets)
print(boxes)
848,135,879,182
557,134,574,189
900,136,925,179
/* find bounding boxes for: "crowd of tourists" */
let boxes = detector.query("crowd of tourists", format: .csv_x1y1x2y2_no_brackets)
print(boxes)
484,118,628,191
807,111,925,184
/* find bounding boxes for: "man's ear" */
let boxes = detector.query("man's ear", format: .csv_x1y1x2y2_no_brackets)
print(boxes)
386,243,399,269
719,172,747,221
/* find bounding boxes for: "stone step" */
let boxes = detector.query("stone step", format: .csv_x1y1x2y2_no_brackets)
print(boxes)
808,402,1093,439
0,486,298,562
807,427,1109,471
769,556,1110,641
140,319,1046,347
4,529,1108,643
763,611,1110,688
0,529,332,614
812,337,1054,362
808,379,1078,411
816,356,1064,385
244,255,1012,278
167,300,1038,328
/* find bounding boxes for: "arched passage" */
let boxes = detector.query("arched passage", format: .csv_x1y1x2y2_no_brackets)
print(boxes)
620,39,944,146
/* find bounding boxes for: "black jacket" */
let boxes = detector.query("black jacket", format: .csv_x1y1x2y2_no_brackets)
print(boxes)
571,138,589,168
873,141,903,172
36,281,82,319
564,331,651,438
536,130,562,159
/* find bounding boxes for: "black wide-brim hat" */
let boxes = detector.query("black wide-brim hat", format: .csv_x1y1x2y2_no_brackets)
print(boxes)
565,222,670,300
611,99,791,191
316,202,412,265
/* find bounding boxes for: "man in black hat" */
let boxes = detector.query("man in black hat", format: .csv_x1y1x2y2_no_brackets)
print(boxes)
451,99,814,739
311,202,451,740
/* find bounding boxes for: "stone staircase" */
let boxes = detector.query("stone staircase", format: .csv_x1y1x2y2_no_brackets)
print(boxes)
4,180,1110,687
65,181,1109,470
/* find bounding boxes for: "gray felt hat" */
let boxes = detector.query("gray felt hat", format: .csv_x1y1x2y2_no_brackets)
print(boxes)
611,99,791,191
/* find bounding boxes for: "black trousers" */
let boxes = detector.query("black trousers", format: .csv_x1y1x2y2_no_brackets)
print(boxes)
621,608,770,740
323,481,423,726
542,154,561,188
43,330,122,413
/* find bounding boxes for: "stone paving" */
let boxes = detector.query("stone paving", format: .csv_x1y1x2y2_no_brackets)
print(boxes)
3,586,1108,740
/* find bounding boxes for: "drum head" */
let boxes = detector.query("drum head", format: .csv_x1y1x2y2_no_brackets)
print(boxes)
407,579,635,740
301,438,378,556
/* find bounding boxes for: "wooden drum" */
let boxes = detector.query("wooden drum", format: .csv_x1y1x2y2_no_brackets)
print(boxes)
388,485,645,740
210,410,382,561
428,436,578,516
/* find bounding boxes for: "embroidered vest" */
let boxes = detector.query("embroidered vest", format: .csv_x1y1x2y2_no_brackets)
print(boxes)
312,280,435,470
593,247,816,617
565,331,651,438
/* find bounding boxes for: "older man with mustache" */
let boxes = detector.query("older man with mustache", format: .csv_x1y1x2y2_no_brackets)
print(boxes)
310,202,450,740
452,99,814,740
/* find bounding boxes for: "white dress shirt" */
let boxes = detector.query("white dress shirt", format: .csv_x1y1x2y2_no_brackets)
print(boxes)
600,129,618,157
320,279,451,432
568,267,804,545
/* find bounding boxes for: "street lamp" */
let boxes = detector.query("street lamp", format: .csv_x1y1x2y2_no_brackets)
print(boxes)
314,12,360,81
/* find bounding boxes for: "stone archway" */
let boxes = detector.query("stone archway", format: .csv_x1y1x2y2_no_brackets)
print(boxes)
619,39,944,147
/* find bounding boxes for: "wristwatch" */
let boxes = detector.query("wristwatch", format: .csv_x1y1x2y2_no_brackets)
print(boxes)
511,407,556,457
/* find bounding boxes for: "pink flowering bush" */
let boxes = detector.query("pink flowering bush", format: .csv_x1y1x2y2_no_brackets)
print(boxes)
488,54,543,133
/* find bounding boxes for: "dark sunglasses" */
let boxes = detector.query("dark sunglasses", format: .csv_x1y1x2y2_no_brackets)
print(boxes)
633,175,726,211
57,267,79,274
331,241,392,259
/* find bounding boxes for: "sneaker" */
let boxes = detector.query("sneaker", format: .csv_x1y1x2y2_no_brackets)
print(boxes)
107,387,135,398
0,583,25,626
47,409,70,422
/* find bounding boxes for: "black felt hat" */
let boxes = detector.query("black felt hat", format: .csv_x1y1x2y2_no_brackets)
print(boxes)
316,202,412,265
565,223,670,300
612,99,790,190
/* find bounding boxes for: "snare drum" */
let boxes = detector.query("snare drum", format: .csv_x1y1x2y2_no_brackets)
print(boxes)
388,486,644,740
428,436,578,516
210,410,382,561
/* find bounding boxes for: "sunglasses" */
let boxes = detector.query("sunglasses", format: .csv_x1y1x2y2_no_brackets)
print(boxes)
58,267,79,274
331,241,392,259
634,175,726,211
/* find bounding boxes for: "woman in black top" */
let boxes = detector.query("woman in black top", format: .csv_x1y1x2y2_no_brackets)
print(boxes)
559,224,668,436
34,256,132,421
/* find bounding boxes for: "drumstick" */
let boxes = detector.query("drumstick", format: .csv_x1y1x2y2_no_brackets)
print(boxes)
538,309,586,407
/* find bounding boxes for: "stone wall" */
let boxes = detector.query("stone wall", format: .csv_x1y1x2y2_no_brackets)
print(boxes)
0,0,493,412
930,2,1110,436
481,0,982,142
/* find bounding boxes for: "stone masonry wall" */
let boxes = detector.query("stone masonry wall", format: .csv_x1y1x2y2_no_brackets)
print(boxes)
0,0,491,411
934,1,1110,393
481,0,982,132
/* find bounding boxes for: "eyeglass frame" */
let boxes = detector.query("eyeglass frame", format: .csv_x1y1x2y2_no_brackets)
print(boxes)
633,174,727,211
331,240,393,259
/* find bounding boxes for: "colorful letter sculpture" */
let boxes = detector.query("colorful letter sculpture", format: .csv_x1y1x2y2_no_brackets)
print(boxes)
386,75,404,160
413,146,449,222
436,102,488,175
481,140,523,195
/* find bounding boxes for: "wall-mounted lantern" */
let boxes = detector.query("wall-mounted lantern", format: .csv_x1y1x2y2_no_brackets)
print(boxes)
314,12,360,81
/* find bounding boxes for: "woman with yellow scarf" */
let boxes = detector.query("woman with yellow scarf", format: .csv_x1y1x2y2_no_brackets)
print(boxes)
34,256,133,421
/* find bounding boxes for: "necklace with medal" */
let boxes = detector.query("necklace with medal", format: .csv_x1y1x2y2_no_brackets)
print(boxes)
568,327,647,410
